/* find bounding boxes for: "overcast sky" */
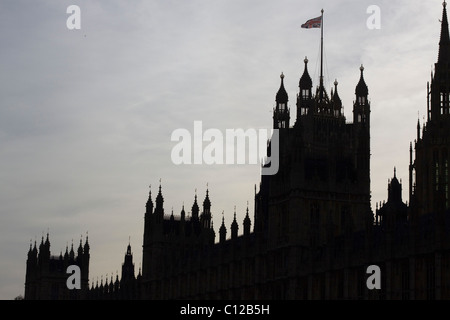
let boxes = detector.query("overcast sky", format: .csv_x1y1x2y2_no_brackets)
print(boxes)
0,0,444,299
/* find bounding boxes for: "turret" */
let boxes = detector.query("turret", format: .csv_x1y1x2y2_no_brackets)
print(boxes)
121,241,135,281
200,187,212,229
273,73,290,129
388,167,402,203
430,2,450,120
145,185,153,216
297,57,313,119
154,183,164,223
69,241,75,260
38,233,50,264
231,208,238,240
191,190,199,221
243,205,252,236
219,213,227,243
353,65,370,124
77,238,83,264
84,234,90,256
331,79,342,117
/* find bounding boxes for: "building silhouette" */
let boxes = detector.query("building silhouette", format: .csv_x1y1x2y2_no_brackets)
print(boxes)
88,241,142,300
24,2,450,300
24,234,90,300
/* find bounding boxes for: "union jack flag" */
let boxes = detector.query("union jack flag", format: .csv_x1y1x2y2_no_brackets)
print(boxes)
301,16,322,29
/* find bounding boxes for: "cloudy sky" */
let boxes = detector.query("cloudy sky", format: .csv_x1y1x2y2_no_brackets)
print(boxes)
0,0,444,299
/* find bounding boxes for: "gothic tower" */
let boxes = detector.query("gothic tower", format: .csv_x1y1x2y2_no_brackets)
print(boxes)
273,73,290,129
255,57,373,249
412,2,450,217
24,233,89,300
141,185,216,299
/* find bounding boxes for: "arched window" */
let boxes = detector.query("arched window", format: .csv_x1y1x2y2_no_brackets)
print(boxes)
302,89,309,100
358,96,365,105
440,91,449,115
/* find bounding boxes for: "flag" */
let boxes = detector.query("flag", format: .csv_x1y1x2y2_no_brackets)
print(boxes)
301,16,322,29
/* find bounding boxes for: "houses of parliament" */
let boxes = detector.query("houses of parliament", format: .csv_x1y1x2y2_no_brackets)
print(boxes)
24,3,450,300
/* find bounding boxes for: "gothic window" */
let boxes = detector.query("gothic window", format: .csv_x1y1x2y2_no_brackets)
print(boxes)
440,91,449,115
358,96,365,105
302,89,309,100
301,106,308,115
436,162,439,190
445,92,448,114
277,120,286,129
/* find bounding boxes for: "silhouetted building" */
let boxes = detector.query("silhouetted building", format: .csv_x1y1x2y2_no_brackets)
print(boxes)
24,234,89,300
87,242,142,300
24,2,450,300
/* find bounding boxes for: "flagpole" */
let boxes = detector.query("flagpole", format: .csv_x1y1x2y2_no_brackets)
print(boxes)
320,8,324,98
